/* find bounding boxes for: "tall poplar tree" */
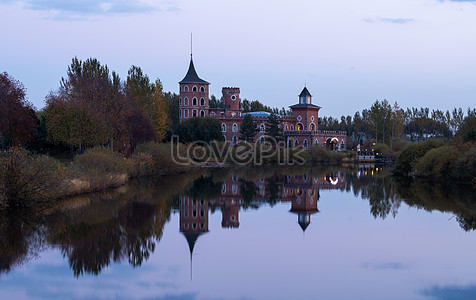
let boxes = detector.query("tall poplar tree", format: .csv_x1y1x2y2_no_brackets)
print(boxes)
239,114,258,143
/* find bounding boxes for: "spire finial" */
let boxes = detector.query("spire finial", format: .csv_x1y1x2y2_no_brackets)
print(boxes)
190,33,193,58
304,80,306,87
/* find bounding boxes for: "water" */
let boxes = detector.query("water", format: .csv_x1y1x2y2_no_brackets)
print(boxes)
1,166,475,300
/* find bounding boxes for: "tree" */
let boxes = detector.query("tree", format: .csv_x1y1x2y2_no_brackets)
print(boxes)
0,72,37,148
265,113,283,144
152,80,168,142
177,117,224,143
239,114,258,143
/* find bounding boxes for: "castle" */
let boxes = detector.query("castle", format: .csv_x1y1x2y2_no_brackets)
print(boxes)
178,56,346,150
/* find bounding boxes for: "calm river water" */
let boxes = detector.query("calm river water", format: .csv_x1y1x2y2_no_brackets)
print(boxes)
1,166,475,300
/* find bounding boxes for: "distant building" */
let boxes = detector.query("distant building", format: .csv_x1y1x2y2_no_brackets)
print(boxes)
178,57,346,150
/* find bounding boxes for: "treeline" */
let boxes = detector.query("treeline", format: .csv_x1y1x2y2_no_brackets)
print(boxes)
320,99,476,149
209,95,292,116
1,58,180,155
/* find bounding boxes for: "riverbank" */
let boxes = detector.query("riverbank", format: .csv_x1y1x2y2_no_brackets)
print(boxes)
1,143,356,211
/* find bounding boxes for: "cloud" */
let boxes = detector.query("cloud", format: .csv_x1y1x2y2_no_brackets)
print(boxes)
361,262,408,270
420,285,476,300
364,17,415,24
0,0,175,17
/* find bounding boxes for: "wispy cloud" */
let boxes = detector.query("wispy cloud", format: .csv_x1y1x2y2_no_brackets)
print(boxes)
420,284,476,300
361,262,409,270
0,0,179,17
364,17,415,24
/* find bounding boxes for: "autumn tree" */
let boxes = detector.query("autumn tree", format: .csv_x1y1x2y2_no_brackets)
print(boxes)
0,72,37,148
152,80,168,142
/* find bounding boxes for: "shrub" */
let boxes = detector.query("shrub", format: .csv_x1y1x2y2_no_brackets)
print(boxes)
452,148,476,183
0,147,66,209
393,139,446,176
72,147,131,191
132,142,190,177
308,146,345,165
414,145,459,179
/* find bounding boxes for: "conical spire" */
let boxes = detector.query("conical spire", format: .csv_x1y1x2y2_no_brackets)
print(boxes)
179,58,209,84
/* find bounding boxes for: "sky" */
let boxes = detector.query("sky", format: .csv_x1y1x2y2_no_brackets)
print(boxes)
0,0,475,117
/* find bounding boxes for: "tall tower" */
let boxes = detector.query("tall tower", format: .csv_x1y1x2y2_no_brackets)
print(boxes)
179,57,210,122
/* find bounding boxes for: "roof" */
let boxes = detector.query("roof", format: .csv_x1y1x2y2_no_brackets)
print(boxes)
299,87,312,97
242,111,283,118
179,58,209,84
289,103,321,109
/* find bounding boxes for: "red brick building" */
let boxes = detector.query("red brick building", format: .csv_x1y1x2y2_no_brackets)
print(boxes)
179,57,346,150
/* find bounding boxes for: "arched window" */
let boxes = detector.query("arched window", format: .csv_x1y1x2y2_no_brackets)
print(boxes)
290,125,294,130
295,139,299,147
192,86,197,92
200,86,205,92
315,139,318,145
303,139,308,149
232,123,238,132
200,97,205,106
210,112,216,116
260,123,265,133
179,110,182,118
232,184,237,195
221,123,226,132
285,124,288,131
184,97,189,105
310,123,315,131
192,110,197,117
184,86,189,92
260,136,265,144
185,109,189,118
232,136,237,144
296,123,303,131
179,97,182,105
200,110,205,117
192,97,197,106
288,139,292,147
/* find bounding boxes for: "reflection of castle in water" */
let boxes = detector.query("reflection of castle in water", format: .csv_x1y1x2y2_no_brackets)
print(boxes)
179,172,346,260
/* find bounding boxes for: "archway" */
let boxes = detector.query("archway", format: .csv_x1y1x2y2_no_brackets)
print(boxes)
325,137,339,150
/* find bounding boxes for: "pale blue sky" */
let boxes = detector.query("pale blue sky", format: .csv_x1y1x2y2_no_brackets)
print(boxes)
0,0,475,117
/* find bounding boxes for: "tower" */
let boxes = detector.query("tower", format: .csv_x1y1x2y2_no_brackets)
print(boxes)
222,87,240,111
179,57,210,122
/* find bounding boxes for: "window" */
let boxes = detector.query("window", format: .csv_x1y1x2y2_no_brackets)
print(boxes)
200,86,205,92
192,86,197,92
184,97,189,106
185,109,189,118
222,183,226,193
296,123,303,131
200,110,205,117
260,123,265,133
310,123,315,131
232,184,237,195
192,110,197,117
179,110,182,118
232,123,238,132
303,139,308,149
222,123,226,132
232,136,237,144
285,124,288,131
200,97,205,106
260,136,265,144
192,97,197,106
295,139,299,146
315,139,318,145
288,139,292,147
179,97,182,105
290,125,294,130
184,86,189,92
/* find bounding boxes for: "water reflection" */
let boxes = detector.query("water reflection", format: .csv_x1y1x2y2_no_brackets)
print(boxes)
1,165,475,279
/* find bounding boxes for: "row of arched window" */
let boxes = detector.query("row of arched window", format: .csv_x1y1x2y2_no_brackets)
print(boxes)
283,123,316,131
221,123,239,133
181,85,206,92
179,97,206,106
180,109,206,118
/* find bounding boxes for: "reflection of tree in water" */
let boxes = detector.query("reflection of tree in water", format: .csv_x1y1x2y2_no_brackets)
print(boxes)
187,175,223,200
49,198,170,277
0,210,46,275
239,179,258,210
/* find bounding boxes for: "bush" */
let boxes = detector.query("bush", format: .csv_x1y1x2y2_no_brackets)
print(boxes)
414,145,459,179
393,139,446,176
132,142,190,177
0,147,66,209
452,148,476,183
308,146,345,165
72,147,132,192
